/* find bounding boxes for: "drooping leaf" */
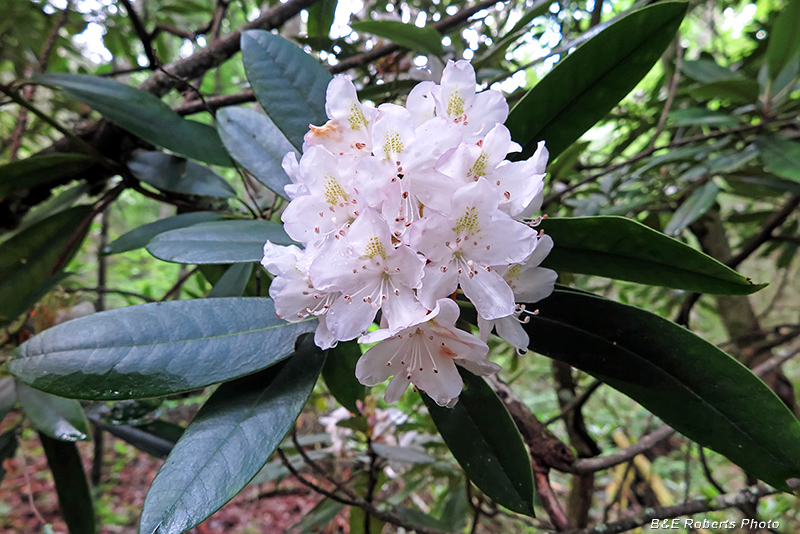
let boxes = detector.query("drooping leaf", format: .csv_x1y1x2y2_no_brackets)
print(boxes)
146,219,293,264
207,262,254,298
521,289,800,492
8,298,316,400
372,443,434,465
216,107,297,197
139,340,325,534
103,212,227,255
681,59,744,83
754,134,800,181
350,20,443,57
0,154,96,197
241,30,331,151
766,0,800,80
664,181,720,236
422,369,536,516
40,433,96,534
0,431,18,484
727,175,800,196
127,151,236,198
0,377,16,423
668,108,739,128
539,216,764,294
688,79,760,104
16,383,90,441
0,206,93,327
507,1,687,159
307,0,338,40
33,73,232,167
321,340,365,413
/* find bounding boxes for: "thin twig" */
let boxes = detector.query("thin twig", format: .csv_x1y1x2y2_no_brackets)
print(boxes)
119,0,159,68
160,267,200,301
571,425,675,474
646,40,683,152
544,379,602,426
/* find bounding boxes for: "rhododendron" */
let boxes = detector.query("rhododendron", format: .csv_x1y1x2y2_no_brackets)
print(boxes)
262,59,557,406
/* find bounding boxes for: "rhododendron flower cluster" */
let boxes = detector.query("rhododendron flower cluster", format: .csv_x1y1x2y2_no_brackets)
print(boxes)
262,60,557,406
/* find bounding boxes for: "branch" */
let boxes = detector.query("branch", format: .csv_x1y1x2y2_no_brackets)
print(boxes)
571,425,675,475
561,485,777,534
119,0,159,68
175,90,255,115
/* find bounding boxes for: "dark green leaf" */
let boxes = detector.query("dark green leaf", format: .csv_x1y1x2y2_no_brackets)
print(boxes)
539,216,764,294
8,298,317,400
307,0,338,39
0,377,16,423
422,369,535,516
146,219,293,264
16,383,90,441
33,74,232,167
350,20,443,57
0,154,96,197
127,151,236,198
0,431,18,484
668,108,738,128
688,79,760,104
372,443,434,464
208,262,254,297
0,206,93,327
40,433,96,534
755,134,800,181
507,2,687,159
727,175,800,196
216,107,297,198
103,212,226,255
664,182,719,236
291,498,344,533
681,59,744,84
241,30,331,151
139,341,325,534
522,289,800,492
766,0,800,80
322,340,365,413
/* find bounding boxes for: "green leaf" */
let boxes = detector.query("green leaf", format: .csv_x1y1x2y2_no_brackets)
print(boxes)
8,298,317,400
372,443,434,464
668,108,738,128
307,0,338,40
40,433,96,534
688,79,760,104
146,219,293,264
0,154,96,197
507,2,687,159
33,73,232,167
16,383,90,441
0,206,93,327
350,20,443,57
127,151,236,198
241,30,331,151
0,431,19,484
103,212,226,255
727,175,800,196
291,498,344,533
0,377,16,423
216,107,297,198
322,340,365,413
681,59,744,84
664,182,720,236
755,134,800,181
766,0,800,80
207,262,254,298
522,289,800,492
539,216,764,295
139,340,325,534
422,369,535,516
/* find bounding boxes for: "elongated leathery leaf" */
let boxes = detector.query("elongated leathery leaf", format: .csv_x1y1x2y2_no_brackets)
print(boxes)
103,212,227,255
539,216,764,295
664,181,719,236
146,219,293,264
322,340,365,414
241,30,330,151
423,369,535,516
0,205,93,327
16,383,90,442
522,289,800,492
507,2,687,159
33,73,232,167
8,298,316,400
127,152,236,198
40,434,96,534
216,107,297,198
350,20,443,57
0,153,96,197
139,339,325,534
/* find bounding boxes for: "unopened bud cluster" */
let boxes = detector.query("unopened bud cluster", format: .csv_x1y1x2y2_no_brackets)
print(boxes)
263,60,557,405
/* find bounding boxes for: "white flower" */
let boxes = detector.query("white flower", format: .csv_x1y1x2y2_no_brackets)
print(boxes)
355,299,499,406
